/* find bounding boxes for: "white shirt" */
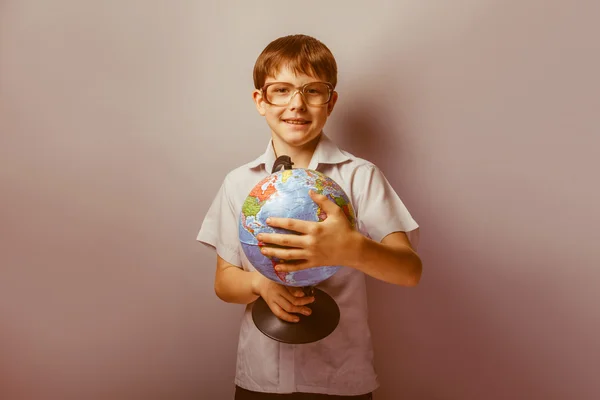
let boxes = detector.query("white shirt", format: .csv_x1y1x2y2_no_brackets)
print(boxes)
197,133,419,396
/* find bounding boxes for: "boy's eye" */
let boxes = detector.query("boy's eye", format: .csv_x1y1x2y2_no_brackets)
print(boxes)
268,85,291,94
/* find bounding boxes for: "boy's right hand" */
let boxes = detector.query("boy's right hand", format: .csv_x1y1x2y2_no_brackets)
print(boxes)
252,274,315,323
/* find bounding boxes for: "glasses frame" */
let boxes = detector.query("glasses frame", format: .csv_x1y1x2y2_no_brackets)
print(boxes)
260,81,335,106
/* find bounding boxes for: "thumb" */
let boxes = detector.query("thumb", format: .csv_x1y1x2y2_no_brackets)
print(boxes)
309,190,339,213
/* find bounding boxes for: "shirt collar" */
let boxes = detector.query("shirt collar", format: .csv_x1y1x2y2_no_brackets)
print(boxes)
247,133,350,172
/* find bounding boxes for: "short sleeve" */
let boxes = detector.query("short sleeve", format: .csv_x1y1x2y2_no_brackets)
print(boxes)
355,164,420,250
196,175,242,267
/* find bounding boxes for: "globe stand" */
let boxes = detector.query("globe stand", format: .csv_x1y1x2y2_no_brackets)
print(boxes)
251,286,340,344
250,155,341,344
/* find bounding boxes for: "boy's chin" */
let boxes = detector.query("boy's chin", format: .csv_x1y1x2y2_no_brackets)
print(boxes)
274,130,321,145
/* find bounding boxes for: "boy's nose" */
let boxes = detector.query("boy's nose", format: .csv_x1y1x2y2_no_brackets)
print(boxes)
288,91,307,110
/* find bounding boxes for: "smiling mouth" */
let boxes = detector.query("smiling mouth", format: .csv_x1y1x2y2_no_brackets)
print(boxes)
282,119,311,125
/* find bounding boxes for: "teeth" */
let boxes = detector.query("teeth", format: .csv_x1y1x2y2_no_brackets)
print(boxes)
285,120,308,125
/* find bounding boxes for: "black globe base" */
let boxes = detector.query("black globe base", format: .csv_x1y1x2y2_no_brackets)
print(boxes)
252,287,340,344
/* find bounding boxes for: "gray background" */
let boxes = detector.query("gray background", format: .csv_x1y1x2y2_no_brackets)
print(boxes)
1,1,598,399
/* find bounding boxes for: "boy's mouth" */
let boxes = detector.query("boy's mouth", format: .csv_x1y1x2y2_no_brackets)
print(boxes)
282,118,310,125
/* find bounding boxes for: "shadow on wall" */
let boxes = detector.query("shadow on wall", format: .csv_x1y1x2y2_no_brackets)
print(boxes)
0,324,34,400
335,91,559,400
329,8,567,399
333,92,411,179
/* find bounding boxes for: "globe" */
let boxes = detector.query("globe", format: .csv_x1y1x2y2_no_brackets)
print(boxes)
239,168,356,287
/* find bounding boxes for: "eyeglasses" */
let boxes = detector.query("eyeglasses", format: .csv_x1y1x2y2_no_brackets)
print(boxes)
261,81,334,106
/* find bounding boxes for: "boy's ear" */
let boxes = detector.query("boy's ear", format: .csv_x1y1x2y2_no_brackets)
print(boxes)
327,91,339,116
253,89,267,116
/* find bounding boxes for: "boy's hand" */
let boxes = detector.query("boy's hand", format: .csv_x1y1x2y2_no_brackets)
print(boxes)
256,190,360,273
253,274,315,323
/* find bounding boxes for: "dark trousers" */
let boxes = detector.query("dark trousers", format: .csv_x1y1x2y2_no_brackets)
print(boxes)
234,385,373,399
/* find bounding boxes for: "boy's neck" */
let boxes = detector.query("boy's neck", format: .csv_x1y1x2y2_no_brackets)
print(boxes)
271,134,321,169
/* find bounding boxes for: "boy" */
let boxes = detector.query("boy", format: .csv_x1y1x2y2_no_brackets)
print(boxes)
197,34,422,399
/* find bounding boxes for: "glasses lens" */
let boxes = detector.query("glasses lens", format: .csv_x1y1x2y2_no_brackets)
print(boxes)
303,83,331,105
265,83,294,105
265,83,330,105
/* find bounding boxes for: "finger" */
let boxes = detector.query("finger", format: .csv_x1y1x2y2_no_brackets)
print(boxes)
261,246,305,260
278,287,314,306
308,190,342,215
274,260,311,273
277,294,313,316
257,232,305,248
291,295,316,307
285,286,306,297
277,288,315,312
266,217,314,234
268,300,301,323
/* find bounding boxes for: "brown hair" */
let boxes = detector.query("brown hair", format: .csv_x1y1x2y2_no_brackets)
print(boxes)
253,34,338,89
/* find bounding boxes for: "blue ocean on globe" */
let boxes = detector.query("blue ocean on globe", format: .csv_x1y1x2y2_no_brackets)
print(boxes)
239,168,356,287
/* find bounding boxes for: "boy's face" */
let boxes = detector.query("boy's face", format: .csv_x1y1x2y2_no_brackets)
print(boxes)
252,65,338,150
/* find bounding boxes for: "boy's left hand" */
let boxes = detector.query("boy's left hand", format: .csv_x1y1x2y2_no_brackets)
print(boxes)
256,190,359,273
